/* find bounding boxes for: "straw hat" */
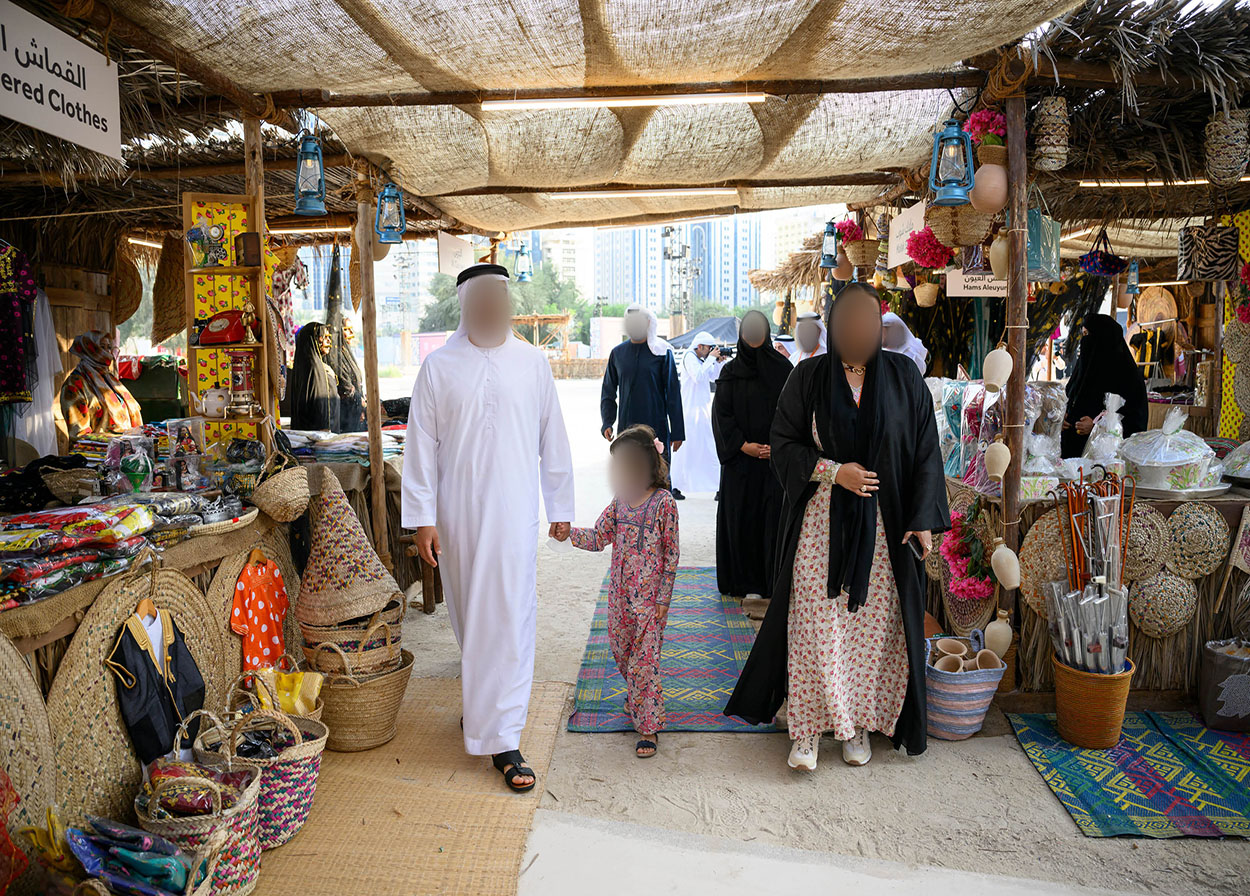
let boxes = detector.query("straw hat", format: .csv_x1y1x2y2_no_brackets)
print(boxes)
1129,571,1197,638
0,633,54,864
1165,502,1230,579
1123,504,1168,582
294,466,400,627
45,562,225,824
1019,510,1070,618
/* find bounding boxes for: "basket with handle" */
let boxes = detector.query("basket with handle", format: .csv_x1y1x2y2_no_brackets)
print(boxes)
301,618,401,676
74,829,229,896
310,644,413,752
134,712,262,896
226,660,323,722
248,451,308,523
193,708,328,850
924,629,1006,740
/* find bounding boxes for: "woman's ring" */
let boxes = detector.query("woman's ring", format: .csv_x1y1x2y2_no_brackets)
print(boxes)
860,485,868,493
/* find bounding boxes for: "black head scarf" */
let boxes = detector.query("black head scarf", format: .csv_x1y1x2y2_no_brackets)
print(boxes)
1063,312,1148,455
290,322,339,431
824,282,885,611
719,310,793,384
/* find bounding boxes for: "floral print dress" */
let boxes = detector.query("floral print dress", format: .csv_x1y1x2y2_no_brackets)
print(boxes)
572,490,680,734
786,408,910,742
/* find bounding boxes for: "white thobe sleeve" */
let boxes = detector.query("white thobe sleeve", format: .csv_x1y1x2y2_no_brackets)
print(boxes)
401,363,439,529
537,363,576,522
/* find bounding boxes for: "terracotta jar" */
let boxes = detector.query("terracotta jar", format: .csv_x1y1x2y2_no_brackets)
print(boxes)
971,143,1009,215
985,608,1014,659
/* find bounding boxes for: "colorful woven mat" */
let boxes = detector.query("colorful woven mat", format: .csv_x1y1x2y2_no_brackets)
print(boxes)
1008,710,1250,838
568,567,774,733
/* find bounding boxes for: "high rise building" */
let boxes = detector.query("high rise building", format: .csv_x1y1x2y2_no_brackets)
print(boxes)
529,228,595,299
593,227,669,312
762,203,846,271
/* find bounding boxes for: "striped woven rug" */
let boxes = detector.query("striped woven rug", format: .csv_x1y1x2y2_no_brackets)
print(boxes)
567,566,775,733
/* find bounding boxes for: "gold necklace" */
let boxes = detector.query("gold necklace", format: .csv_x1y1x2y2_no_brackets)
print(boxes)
842,362,866,377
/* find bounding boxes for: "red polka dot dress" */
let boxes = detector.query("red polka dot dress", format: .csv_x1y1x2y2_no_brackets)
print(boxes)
230,559,290,670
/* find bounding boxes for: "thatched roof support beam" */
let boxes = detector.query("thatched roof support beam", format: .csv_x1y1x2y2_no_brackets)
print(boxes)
964,52,1196,91
282,72,986,107
54,0,300,132
431,174,900,198
0,155,355,186
350,158,495,239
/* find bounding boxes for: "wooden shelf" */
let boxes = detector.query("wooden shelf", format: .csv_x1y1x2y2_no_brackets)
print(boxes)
188,265,262,275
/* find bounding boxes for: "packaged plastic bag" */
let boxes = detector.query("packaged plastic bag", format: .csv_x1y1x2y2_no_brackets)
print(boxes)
1121,406,1215,490
941,379,965,476
1083,392,1125,463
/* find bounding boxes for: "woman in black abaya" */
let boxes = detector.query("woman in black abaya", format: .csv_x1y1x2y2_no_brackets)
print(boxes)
290,322,340,431
724,283,948,770
711,310,791,598
335,317,367,432
1061,313,1148,458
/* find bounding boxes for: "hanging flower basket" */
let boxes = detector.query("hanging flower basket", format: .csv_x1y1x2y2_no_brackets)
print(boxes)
926,205,994,249
843,239,879,268
1033,97,1069,171
907,226,955,270
914,281,941,308
1205,109,1250,188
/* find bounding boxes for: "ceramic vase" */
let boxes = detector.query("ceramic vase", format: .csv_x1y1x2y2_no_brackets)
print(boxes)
988,232,1010,280
834,247,853,281
935,655,964,673
984,439,1011,482
970,144,1009,214
982,347,1013,393
990,541,1021,590
985,608,1013,659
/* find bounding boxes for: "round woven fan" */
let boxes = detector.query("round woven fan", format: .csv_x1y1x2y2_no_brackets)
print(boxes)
1235,365,1250,415
1225,318,1250,365
1019,510,1071,618
1129,571,1197,638
1136,286,1177,341
1165,502,1230,579
1123,504,1168,583
0,633,54,868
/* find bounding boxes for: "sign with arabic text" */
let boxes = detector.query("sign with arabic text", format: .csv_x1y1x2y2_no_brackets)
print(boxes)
944,267,1008,297
887,201,926,268
0,0,121,159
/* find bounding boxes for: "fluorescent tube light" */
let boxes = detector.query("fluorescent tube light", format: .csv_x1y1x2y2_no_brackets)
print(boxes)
481,93,767,111
1078,176,1250,188
127,237,163,249
559,188,739,200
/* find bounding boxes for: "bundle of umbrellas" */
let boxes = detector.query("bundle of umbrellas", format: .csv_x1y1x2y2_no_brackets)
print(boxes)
1045,473,1135,674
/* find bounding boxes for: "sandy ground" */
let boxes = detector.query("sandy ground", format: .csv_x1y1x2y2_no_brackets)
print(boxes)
402,379,1249,896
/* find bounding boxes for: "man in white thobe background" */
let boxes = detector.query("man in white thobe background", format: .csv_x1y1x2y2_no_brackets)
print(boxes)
671,333,723,495
403,263,574,792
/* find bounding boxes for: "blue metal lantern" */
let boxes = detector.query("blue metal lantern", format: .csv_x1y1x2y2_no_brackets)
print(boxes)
294,131,326,216
929,119,975,206
820,220,838,269
1126,259,1140,295
375,181,405,244
516,241,533,282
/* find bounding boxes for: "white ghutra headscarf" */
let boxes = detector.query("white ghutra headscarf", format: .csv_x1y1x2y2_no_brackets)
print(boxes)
625,304,673,357
882,312,929,373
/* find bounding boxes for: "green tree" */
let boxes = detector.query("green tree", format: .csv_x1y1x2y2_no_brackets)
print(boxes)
417,273,460,332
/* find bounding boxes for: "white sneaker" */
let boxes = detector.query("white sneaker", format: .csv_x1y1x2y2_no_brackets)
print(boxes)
842,729,871,766
745,593,762,600
787,734,818,771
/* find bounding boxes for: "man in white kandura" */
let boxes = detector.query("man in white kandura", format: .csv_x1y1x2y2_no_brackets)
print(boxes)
790,310,827,365
671,333,723,495
402,263,575,794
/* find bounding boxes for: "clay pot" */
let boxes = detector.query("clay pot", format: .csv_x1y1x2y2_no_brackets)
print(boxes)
935,655,964,673
985,608,1013,659
988,232,1010,280
834,247,853,281
971,144,1009,215
936,638,969,660
984,439,1011,482
982,346,1013,393
991,539,1021,590
974,648,1003,671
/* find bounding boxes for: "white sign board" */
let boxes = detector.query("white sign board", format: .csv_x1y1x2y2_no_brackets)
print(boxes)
887,201,927,268
944,267,1008,297
0,1,121,159
436,231,474,276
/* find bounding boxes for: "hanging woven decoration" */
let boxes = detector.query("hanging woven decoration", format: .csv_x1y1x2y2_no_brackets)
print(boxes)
1018,510,1070,618
1032,97,1069,171
1165,502,1230,579
1129,571,1197,639
1123,503,1168,583
1226,318,1250,365
1204,109,1250,188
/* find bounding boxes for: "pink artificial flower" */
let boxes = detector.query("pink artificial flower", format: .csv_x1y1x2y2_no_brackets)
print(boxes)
906,226,955,270
835,219,865,243
1238,304,1250,324
964,109,1007,145
1240,261,1250,291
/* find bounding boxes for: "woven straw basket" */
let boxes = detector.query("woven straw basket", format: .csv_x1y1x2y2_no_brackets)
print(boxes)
249,466,309,523
194,709,328,850
315,648,414,752
842,239,879,268
302,617,402,677
1205,109,1249,188
1052,655,1135,749
136,713,263,896
41,468,97,504
1033,97,1070,171
913,281,941,308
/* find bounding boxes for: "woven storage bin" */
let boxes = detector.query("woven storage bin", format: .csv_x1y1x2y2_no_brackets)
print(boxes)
226,666,323,723
135,713,262,896
194,709,328,850
925,630,1006,740
41,468,97,504
1052,655,1135,749
1033,97,1069,171
1205,109,1249,188
302,618,401,676
315,648,414,752
842,239,879,268
249,467,309,524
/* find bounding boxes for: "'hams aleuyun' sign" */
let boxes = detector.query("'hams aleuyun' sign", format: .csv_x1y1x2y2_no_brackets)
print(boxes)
0,0,121,160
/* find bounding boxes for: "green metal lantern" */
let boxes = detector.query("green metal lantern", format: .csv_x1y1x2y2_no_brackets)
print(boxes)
375,181,405,244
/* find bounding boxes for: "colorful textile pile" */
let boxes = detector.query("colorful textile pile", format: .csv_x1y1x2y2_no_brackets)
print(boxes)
1009,710,1250,838
70,433,112,463
284,430,404,465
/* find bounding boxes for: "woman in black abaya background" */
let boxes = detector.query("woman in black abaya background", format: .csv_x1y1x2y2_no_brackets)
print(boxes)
1061,312,1148,457
335,317,367,432
725,283,948,770
290,322,340,431
711,310,791,599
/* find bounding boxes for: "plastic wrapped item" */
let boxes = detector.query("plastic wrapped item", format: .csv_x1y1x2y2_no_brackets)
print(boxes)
1045,580,1130,674
963,387,1003,496
106,436,156,493
1083,393,1125,464
941,379,965,476
1224,440,1250,479
1121,406,1215,490
1200,637,1250,731
960,382,986,477
1023,382,1064,476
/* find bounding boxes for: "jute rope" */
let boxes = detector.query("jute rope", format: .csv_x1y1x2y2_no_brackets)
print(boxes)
982,50,1034,104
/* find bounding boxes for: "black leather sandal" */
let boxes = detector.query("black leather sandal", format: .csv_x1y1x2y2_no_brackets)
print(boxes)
492,750,536,793
635,738,658,758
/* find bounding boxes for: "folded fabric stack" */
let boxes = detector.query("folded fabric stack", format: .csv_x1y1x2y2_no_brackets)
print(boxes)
0,503,157,611
104,492,211,549
309,432,404,465
68,813,213,896
70,433,112,463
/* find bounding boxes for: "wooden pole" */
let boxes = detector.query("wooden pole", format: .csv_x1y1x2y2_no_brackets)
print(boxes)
1002,95,1029,614
355,171,392,571
243,116,278,428
56,0,298,132
431,173,899,197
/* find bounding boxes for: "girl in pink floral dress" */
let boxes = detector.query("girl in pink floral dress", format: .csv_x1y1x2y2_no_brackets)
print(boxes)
564,425,680,758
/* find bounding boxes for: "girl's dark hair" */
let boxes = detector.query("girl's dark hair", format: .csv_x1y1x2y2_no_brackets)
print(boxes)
611,424,670,491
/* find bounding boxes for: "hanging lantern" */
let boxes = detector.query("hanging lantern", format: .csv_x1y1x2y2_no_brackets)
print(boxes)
294,131,327,217
1126,259,1140,295
516,241,534,283
929,119,975,207
374,181,406,244
820,220,838,269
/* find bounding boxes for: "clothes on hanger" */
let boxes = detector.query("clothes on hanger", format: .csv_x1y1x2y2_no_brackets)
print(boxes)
231,553,290,670
15,289,62,456
0,243,37,404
